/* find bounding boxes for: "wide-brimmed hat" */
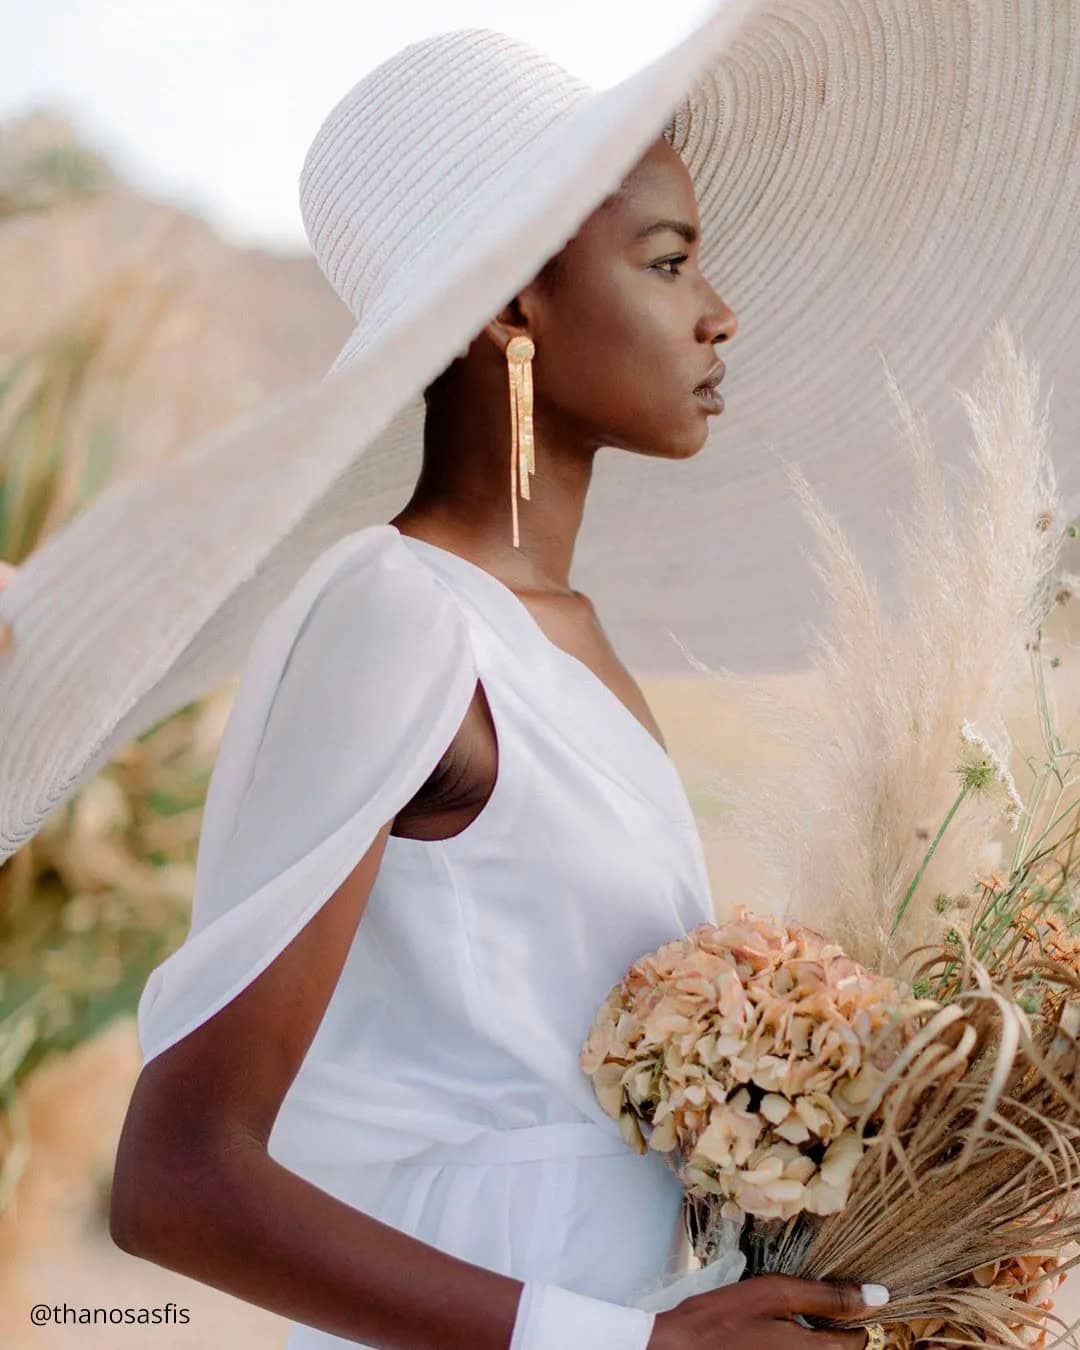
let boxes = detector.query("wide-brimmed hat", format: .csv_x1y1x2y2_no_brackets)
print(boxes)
1,0,1078,862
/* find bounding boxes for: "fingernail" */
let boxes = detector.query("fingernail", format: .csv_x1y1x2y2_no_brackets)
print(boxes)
862,1284,890,1308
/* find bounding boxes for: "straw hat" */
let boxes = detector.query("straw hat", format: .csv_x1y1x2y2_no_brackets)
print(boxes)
1,0,1078,863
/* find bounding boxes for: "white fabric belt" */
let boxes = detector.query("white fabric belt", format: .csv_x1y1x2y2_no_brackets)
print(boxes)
391,1120,660,1347
396,1120,632,1168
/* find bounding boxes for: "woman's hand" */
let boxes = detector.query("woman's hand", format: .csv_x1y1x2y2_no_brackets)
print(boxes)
646,1274,888,1350
0,560,15,652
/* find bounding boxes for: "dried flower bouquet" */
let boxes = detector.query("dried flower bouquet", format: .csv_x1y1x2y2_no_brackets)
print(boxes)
582,323,1080,1348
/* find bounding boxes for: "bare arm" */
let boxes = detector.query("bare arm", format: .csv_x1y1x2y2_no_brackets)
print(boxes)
109,817,524,1350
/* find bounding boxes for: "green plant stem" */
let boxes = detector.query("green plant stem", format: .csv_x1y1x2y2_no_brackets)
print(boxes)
893,784,971,937
1018,798,1080,877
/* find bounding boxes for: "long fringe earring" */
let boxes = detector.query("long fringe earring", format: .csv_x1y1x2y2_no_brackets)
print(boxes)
505,335,535,549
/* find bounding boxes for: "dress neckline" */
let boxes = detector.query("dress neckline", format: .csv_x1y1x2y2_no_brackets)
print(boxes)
387,525,678,775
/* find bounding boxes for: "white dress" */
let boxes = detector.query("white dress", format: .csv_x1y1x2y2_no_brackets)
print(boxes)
136,523,715,1348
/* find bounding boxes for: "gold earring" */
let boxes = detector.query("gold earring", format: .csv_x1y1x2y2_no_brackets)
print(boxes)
505,335,535,549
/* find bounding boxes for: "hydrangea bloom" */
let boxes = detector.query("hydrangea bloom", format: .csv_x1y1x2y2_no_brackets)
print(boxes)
581,908,928,1221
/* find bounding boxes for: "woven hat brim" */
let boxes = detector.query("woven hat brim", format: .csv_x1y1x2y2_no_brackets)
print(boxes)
3,0,1080,864
0,0,760,861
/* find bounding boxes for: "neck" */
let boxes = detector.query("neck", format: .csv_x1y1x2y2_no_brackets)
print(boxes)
396,372,599,594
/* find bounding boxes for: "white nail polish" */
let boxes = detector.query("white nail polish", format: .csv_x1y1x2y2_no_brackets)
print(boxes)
862,1284,890,1308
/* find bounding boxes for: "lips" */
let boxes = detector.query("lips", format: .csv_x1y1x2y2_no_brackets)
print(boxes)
693,387,724,413
693,359,726,395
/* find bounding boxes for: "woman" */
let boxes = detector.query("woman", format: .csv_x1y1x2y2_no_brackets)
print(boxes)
4,6,1078,1345
95,109,889,1347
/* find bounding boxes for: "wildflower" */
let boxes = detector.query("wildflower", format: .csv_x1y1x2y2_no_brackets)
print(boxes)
1053,571,1078,607
957,721,1024,825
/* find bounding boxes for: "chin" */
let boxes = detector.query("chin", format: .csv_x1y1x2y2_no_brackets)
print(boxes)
617,420,708,461
661,424,711,460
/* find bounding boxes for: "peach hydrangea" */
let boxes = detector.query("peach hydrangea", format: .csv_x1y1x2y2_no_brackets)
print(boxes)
580,908,930,1222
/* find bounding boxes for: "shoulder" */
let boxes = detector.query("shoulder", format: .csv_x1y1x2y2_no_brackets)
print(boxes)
206,526,481,861
290,521,471,667
229,524,478,785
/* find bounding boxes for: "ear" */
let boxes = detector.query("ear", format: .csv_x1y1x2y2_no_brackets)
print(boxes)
482,284,541,356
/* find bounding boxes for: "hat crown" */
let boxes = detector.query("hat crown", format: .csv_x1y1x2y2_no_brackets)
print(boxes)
299,30,591,326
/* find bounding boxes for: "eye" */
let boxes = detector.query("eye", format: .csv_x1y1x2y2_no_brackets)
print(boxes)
653,254,688,278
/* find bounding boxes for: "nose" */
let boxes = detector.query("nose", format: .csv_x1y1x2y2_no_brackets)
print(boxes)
696,291,737,346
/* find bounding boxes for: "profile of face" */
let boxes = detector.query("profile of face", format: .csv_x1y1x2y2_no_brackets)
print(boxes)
499,137,737,461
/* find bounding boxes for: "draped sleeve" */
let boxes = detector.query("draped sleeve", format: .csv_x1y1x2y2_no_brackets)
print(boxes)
136,526,479,1065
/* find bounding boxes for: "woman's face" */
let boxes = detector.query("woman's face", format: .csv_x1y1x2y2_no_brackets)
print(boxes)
522,137,737,460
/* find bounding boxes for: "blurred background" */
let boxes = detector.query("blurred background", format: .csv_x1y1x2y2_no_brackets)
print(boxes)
1,1,1078,1345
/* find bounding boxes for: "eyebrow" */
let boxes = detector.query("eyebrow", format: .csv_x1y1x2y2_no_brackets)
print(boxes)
636,218,699,245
